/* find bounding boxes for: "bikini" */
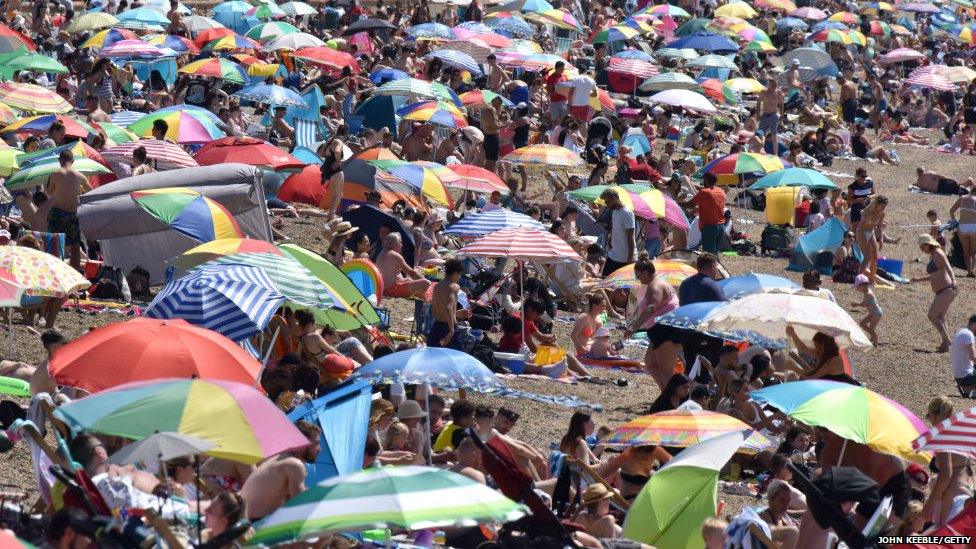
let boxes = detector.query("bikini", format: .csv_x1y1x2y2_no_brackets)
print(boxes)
958,200,976,234
928,258,958,295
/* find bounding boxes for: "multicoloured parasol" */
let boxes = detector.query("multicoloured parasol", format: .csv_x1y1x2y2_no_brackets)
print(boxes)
597,260,698,289
568,184,689,229
127,109,226,144
178,57,249,83
396,100,468,129
367,159,454,206
130,187,243,243
0,246,90,297
1,114,96,139
605,410,772,452
446,164,509,193
0,82,72,114
699,152,786,177
80,28,138,49
503,144,584,167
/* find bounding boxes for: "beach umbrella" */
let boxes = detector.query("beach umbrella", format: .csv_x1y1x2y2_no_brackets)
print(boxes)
193,27,237,47
687,54,738,69
294,46,361,73
407,22,456,40
101,139,198,170
500,38,544,54
375,78,437,99
810,20,847,32
666,31,739,52
203,33,261,51
790,6,826,19
424,49,483,75
0,246,89,297
65,13,119,33
484,15,535,38
100,39,165,58
6,158,110,190
350,347,506,392
171,238,284,270
777,16,809,30
495,52,579,75
878,47,925,64
247,2,287,20
49,316,266,392
248,466,527,546
716,273,800,299
827,11,860,24
640,4,691,17
913,406,976,458
458,227,581,263
54,378,309,464
725,77,765,94
204,251,343,313
109,109,147,126
903,73,956,92
118,7,170,26
194,136,303,171
503,144,584,167
524,8,583,30
234,83,307,108
781,47,838,77
674,18,710,35
128,109,226,144
341,17,395,36
640,72,699,91
866,20,891,36
613,49,656,62
366,159,453,206
185,15,226,33
701,152,785,177
756,0,796,11
459,89,515,108
144,34,199,53
653,47,700,60
736,25,772,43
179,58,249,84
648,89,716,113
752,380,927,462
109,432,214,465
749,167,838,190
0,102,16,125
623,430,750,547
488,0,553,12
591,25,641,43
444,209,543,237
654,301,789,349
608,57,659,91
145,264,285,341
598,260,697,289
606,410,771,452
130,187,243,243
245,21,300,42
809,28,853,44
703,292,872,349
434,38,494,64
0,149,18,176
1,52,67,73
397,100,467,129
911,64,976,84
263,32,325,51
451,27,511,48
447,164,509,193
897,2,939,12
569,184,689,229
279,1,317,16
0,82,71,114
743,40,778,53
714,1,757,18
1,114,95,139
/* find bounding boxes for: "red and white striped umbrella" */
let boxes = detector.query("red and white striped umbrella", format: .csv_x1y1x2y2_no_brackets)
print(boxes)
903,73,956,91
913,407,976,458
457,227,581,263
101,139,198,170
101,39,164,58
608,57,659,78
877,47,925,64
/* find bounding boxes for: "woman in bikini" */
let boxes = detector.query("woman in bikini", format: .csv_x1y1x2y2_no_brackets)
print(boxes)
295,309,356,386
716,378,777,432
788,328,859,385
949,187,976,278
599,445,671,501
319,137,346,222
625,253,681,390
856,195,889,286
921,396,974,526
571,294,607,356
912,234,958,353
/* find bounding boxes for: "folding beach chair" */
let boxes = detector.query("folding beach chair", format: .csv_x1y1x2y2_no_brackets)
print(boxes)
293,117,319,150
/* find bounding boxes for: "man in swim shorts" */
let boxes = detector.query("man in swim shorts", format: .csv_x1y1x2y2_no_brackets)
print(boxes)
375,232,431,299
427,258,463,349
916,166,974,195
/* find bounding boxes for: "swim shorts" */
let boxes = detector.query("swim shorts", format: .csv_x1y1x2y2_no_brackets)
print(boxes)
47,207,81,246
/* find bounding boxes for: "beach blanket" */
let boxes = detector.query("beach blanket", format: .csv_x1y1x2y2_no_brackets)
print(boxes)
61,299,143,317
496,387,603,411
497,373,578,384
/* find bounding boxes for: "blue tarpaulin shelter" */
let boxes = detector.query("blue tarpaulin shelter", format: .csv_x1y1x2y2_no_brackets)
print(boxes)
287,379,372,484
787,217,863,273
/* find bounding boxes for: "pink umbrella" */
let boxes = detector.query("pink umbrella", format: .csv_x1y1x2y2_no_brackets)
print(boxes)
790,6,827,19
101,39,164,58
608,57,659,78
452,26,511,48
101,139,198,170
903,73,956,91
458,227,581,263
878,47,925,64
897,2,939,12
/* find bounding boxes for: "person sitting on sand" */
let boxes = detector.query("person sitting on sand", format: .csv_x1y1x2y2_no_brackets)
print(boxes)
916,167,974,195
788,328,858,385
571,294,606,356
586,327,621,360
648,373,691,414
757,480,800,548
716,379,778,432
376,233,431,299
851,123,898,164
497,299,590,377
295,309,356,386
574,484,623,539
599,445,671,500
240,420,320,520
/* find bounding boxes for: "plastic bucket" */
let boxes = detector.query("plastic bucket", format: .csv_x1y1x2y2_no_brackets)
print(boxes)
765,186,802,225
494,352,526,374
877,258,903,277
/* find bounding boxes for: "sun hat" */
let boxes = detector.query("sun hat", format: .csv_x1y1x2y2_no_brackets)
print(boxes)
396,400,428,420
581,484,615,506
917,233,941,248
853,274,869,287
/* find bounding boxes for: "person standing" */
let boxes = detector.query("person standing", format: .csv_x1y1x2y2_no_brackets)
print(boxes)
692,173,726,254
756,78,784,154
428,259,462,349
600,189,636,276
951,315,976,397
562,69,598,123
545,62,570,122
46,150,88,272
912,234,958,353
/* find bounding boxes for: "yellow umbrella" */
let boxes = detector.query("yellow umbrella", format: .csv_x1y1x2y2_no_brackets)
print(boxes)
725,77,765,94
65,12,119,33
743,40,777,52
714,1,757,19
0,246,90,297
0,149,19,177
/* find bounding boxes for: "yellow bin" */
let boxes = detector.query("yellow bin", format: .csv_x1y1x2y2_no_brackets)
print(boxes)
765,187,802,225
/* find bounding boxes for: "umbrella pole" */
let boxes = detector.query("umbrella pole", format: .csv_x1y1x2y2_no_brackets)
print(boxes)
424,385,432,466
519,262,525,351
6,308,11,356
196,458,202,546
255,326,281,387
836,438,848,466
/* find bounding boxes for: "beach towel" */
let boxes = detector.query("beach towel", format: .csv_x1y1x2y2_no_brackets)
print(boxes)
724,507,772,549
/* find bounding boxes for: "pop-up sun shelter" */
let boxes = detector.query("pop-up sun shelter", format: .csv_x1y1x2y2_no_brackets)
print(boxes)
79,163,273,283
787,217,850,274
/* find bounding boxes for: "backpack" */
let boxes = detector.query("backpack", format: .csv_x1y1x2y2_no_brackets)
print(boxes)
89,265,131,302
126,266,151,301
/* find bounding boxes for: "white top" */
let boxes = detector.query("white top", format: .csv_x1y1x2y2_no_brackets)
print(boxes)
565,75,597,107
677,400,704,411
951,327,976,379
607,207,636,263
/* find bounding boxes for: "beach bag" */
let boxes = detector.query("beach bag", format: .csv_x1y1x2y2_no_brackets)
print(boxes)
126,266,151,301
469,334,502,373
89,265,131,302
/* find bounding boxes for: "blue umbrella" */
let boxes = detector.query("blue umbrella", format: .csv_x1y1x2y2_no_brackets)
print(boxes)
118,7,170,25
407,22,455,39
290,146,320,165
369,67,410,85
486,16,535,38
810,20,847,32
455,21,495,33
614,49,656,62
716,273,801,300
425,49,483,75
145,264,285,342
349,347,506,392
235,83,308,108
777,17,809,30
213,0,251,13
622,133,652,156
749,167,838,191
655,302,788,349
665,32,739,53
443,209,544,237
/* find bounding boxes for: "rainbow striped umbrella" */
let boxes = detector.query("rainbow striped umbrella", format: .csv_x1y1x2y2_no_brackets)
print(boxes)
101,39,165,58
0,82,72,114
127,109,226,144
809,28,853,44
568,184,689,229
171,238,284,270
866,20,892,36
81,28,138,49
698,79,735,104
459,89,515,108
247,2,287,19
54,378,310,464
790,6,826,19
751,380,928,463
131,187,243,243
6,158,110,191
847,29,866,46
640,4,691,17
736,25,772,43
91,121,139,146
700,152,785,176
606,410,772,452
367,159,453,206
524,8,583,30
179,57,249,83
1,114,96,139
827,10,860,23
591,25,641,43
503,144,584,168
203,33,259,51
597,260,697,289
145,34,199,53
397,100,468,129
743,40,777,52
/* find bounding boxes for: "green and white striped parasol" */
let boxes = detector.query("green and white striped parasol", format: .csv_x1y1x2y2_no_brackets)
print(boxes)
202,252,342,314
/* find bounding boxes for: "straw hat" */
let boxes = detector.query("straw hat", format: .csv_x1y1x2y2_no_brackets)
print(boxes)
917,233,941,248
581,484,615,506
397,400,428,420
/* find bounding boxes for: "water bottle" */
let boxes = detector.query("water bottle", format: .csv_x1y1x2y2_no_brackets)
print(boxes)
433,530,446,546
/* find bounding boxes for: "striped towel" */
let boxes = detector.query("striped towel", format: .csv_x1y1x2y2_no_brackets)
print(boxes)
294,118,319,150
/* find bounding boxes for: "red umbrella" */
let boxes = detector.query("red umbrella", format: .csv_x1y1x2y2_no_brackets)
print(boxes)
0,23,36,51
193,27,236,47
458,226,582,262
279,164,325,206
48,318,264,394
447,164,508,193
293,46,360,72
194,136,304,171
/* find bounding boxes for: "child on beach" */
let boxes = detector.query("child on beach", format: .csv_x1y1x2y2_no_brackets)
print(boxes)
927,209,947,247
586,327,622,359
852,274,883,345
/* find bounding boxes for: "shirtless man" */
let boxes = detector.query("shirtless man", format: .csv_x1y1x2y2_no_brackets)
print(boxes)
838,70,860,130
375,233,431,299
427,258,462,349
46,150,89,271
485,53,509,93
29,330,67,396
151,119,169,141
916,166,974,195
481,97,502,172
239,421,320,520
86,94,111,123
402,123,434,161
270,106,295,148
756,78,784,152
786,60,803,98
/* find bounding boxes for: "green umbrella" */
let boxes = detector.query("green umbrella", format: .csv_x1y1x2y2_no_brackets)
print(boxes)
5,158,111,191
623,430,749,548
278,243,382,330
93,121,139,145
674,18,710,36
244,21,299,42
748,167,838,190
248,466,527,547
1,53,68,74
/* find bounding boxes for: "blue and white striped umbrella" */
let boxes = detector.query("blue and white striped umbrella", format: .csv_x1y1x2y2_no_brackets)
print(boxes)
614,49,656,62
234,84,308,107
655,301,788,350
717,273,800,300
424,49,483,75
486,17,535,38
443,209,544,237
407,22,456,39
145,264,285,342
110,110,148,126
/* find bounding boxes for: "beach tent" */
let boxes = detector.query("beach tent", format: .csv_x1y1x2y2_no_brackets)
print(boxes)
787,217,848,274
354,95,401,138
287,379,372,484
79,163,273,283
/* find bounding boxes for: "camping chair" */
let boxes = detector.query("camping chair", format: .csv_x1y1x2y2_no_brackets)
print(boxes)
342,94,365,136
760,225,795,256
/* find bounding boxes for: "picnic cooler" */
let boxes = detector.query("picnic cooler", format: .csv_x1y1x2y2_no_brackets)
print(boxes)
765,187,802,225
494,352,526,374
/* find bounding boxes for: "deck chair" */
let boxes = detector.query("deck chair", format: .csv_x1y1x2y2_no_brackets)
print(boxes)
342,94,364,135
293,117,319,150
